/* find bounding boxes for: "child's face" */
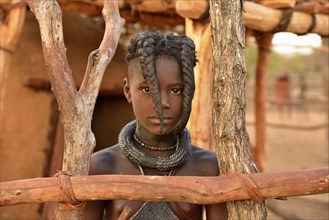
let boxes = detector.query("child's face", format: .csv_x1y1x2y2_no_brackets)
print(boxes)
124,56,184,135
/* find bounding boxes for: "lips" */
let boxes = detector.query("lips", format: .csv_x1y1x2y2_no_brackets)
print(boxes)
149,116,172,124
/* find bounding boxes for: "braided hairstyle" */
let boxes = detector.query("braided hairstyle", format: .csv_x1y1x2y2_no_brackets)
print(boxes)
126,31,197,133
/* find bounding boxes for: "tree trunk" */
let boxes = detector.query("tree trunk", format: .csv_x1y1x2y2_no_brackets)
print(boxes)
209,0,267,219
25,0,124,219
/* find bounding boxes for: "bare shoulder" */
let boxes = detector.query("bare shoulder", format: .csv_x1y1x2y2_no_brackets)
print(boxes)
89,144,122,175
184,145,219,176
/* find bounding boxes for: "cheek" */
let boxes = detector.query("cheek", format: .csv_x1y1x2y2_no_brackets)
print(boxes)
131,94,153,113
174,96,184,115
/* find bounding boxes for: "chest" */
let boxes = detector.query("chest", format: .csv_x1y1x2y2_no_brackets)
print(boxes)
105,200,203,220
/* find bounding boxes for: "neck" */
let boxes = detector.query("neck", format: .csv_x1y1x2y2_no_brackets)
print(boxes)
118,120,191,172
134,123,178,150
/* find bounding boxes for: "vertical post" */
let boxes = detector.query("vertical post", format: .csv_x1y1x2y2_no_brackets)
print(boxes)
209,0,267,219
185,19,214,151
254,32,274,172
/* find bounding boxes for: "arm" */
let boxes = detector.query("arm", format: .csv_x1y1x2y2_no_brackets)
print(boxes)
82,200,106,220
205,203,228,220
198,148,228,219
82,150,113,219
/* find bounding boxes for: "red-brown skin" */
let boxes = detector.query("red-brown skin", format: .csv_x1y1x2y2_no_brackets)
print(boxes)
82,56,228,220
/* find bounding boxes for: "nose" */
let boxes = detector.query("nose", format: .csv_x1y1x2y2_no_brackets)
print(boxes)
160,91,170,109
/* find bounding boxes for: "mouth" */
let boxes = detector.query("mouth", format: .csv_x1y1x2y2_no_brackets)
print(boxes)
149,116,172,124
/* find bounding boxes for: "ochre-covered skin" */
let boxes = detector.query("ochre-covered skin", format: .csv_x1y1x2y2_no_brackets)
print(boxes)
82,31,228,220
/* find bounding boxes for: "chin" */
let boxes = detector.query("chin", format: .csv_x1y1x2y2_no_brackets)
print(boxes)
154,125,177,136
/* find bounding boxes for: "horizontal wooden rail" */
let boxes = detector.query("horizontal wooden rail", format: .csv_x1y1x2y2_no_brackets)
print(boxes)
1,168,328,206
246,122,329,130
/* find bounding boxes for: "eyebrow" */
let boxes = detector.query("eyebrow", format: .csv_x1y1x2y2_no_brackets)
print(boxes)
135,80,148,86
135,81,183,88
168,82,184,87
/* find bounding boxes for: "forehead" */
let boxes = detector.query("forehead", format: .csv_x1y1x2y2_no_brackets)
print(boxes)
127,55,181,80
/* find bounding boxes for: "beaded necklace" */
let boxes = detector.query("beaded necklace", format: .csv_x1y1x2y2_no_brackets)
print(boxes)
118,120,191,172
133,134,178,151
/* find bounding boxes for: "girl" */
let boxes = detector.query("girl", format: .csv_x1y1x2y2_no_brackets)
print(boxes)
83,31,228,220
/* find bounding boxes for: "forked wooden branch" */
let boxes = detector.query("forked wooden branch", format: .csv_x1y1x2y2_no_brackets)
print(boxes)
1,168,328,206
79,0,125,111
25,0,124,218
26,0,77,115
25,0,124,177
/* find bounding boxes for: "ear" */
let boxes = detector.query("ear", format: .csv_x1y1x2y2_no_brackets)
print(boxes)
123,77,132,103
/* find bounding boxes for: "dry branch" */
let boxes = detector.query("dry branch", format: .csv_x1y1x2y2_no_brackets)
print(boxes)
25,0,124,218
26,0,124,178
1,168,328,206
26,0,77,114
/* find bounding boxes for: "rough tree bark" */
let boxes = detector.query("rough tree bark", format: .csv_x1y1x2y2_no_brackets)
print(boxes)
209,0,267,219
25,0,124,219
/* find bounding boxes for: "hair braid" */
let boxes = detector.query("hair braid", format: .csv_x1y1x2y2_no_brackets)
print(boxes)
126,31,197,133
139,38,165,132
176,39,196,131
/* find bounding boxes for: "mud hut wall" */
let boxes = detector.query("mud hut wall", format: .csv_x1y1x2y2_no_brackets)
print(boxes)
0,11,133,219
1,12,54,220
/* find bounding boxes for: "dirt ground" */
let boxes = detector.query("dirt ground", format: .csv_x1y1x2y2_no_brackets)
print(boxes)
246,108,329,220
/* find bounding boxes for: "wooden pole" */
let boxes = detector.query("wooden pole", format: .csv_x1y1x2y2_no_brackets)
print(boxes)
185,19,214,151
176,0,209,20
260,0,296,9
1,168,328,206
56,0,329,36
253,32,274,172
244,1,329,36
209,0,268,219
25,0,124,219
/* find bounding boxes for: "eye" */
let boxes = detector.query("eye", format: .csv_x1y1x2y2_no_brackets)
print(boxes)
171,88,182,95
142,87,151,94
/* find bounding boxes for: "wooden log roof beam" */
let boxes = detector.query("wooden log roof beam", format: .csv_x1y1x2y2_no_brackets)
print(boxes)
244,1,328,36
260,0,297,8
56,0,329,36
120,10,185,27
